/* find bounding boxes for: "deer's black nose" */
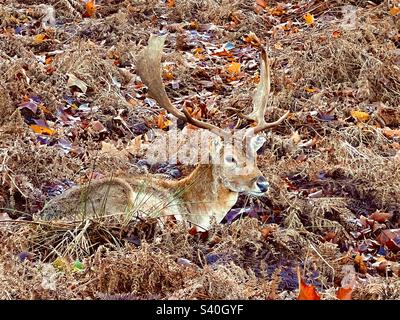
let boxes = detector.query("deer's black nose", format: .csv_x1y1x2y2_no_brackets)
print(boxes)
256,176,269,193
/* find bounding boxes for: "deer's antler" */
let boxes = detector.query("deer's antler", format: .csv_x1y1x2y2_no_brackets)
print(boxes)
244,48,289,136
136,35,230,138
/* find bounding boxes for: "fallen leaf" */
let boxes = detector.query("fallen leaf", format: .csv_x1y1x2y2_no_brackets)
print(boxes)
72,260,85,272
332,30,342,38
304,13,315,25
305,87,317,93
383,128,400,139
227,62,241,75
377,229,400,249
188,226,197,236
369,211,393,223
45,56,53,65
389,7,400,16
125,135,142,156
256,0,267,13
90,120,107,133
155,111,172,129
162,65,174,80
33,34,46,44
336,287,353,300
67,73,88,94
351,110,369,122
167,0,175,8
100,141,119,154
354,254,367,274
243,32,261,46
297,268,321,300
260,226,273,239
30,124,56,135
255,0,267,9
52,257,69,271
269,6,286,16
83,0,96,17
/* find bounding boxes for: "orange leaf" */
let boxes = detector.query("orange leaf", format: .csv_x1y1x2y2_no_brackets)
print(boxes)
269,6,286,16
336,287,353,300
255,0,267,12
260,226,273,239
304,12,315,25
243,32,261,47
351,110,369,122
30,124,56,135
383,128,400,139
354,254,367,274
369,211,393,223
212,49,233,58
155,112,172,129
45,56,53,65
389,7,400,16
33,34,46,44
167,0,175,8
83,0,96,17
332,30,341,38
256,0,267,8
297,269,321,300
305,87,317,93
227,62,241,75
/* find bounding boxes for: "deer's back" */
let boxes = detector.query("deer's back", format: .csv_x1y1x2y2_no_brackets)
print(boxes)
38,176,185,221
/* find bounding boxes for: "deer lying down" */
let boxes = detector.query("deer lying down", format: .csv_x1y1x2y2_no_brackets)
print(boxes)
38,35,289,231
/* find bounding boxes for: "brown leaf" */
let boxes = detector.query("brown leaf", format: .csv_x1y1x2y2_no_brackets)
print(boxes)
369,211,393,223
332,30,342,38
260,226,273,239
167,0,175,8
382,128,400,139
297,269,321,300
377,229,400,251
354,254,367,274
269,6,286,16
67,73,88,94
243,32,261,47
255,0,267,9
336,287,353,300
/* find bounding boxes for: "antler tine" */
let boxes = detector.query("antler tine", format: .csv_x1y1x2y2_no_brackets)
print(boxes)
136,35,230,139
245,47,289,136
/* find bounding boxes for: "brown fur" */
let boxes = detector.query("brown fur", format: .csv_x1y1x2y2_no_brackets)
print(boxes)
38,139,266,231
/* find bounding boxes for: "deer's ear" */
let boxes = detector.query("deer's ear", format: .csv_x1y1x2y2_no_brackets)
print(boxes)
249,135,266,152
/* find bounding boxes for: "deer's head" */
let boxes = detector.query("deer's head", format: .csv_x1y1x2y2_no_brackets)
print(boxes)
208,134,268,195
136,35,289,197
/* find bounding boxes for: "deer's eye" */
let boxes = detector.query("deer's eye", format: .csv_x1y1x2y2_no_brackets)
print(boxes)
225,155,236,164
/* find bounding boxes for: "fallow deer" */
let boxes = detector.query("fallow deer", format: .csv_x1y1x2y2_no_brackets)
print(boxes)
38,35,289,231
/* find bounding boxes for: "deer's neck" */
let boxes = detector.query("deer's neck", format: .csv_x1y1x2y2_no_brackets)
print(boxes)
174,164,238,230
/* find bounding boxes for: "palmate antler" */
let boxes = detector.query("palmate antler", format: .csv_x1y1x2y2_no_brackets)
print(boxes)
245,48,290,135
136,34,289,138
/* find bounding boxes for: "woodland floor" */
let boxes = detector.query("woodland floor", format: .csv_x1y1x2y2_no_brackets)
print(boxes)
0,0,400,300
